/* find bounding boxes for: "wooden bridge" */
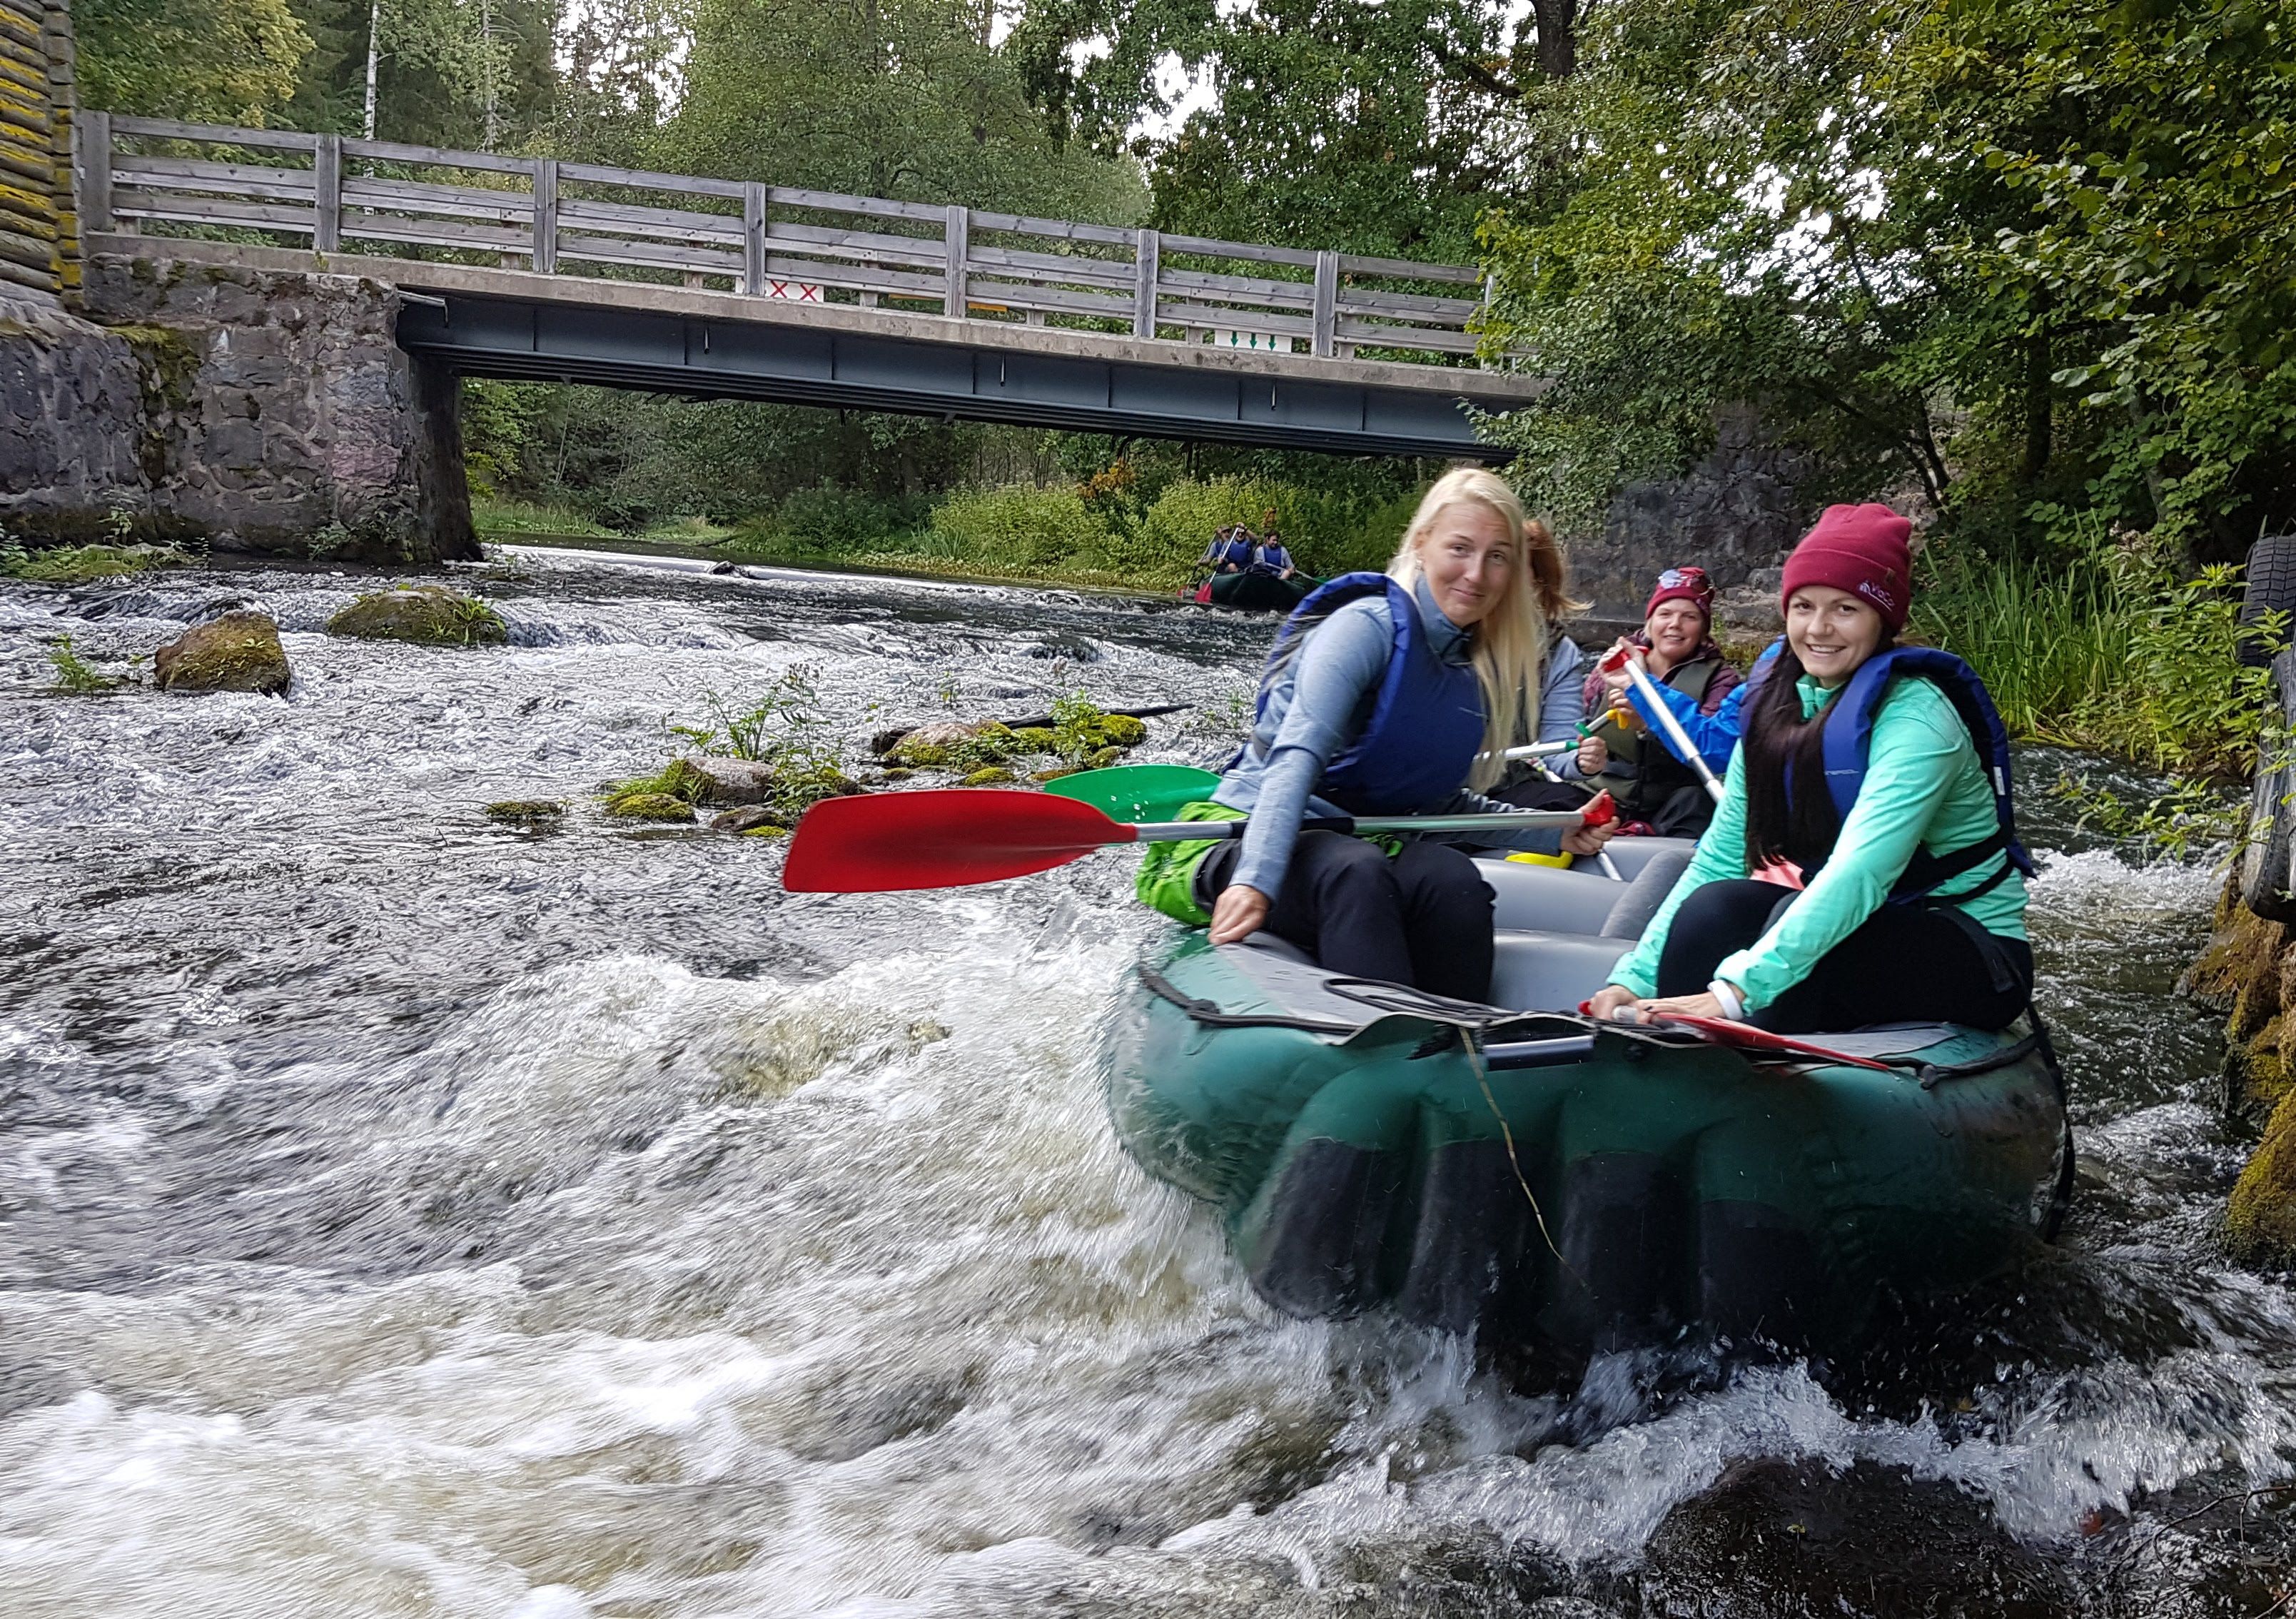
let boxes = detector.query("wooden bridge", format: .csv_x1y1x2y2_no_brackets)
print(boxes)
79,114,1542,458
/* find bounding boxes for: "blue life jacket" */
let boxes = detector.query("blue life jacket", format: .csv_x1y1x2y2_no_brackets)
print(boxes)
1203,533,1254,570
1250,540,1295,575
1245,572,1486,815
1746,642,2031,902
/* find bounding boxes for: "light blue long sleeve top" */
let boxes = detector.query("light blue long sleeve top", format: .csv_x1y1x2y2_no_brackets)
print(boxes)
1211,576,1582,897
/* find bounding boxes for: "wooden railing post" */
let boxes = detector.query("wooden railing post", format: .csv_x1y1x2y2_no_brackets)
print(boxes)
531,156,557,273
76,106,108,233
1133,227,1158,339
312,133,340,252
943,203,968,318
1311,249,1337,359
742,181,764,295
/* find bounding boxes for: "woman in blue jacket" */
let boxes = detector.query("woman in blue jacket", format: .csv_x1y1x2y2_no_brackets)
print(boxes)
1137,468,1614,1002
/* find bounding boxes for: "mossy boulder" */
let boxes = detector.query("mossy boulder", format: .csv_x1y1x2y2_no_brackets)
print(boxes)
606,792,693,822
154,611,291,695
960,767,1018,786
2183,881,2295,1118
1093,713,1148,747
485,800,564,825
327,585,507,646
741,824,790,839
1009,726,1060,753
2227,1091,2296,1261
710,805,787,834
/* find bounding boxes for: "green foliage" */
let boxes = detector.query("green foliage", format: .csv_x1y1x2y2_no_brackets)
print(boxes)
1477,0,2296,557
669,667,833,765
1013,0,1553,259
926,485,1118,570
1903,0,2296,555
79,0,312,124
45,636,122,695
1,543,192,585
1921,518,2283,785
662,0,1147,222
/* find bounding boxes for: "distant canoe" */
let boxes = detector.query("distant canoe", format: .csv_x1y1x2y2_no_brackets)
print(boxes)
1189,570,1316,612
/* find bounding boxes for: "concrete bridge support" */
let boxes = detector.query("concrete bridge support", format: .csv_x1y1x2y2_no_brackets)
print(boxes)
0,0,473,562
1,256,474,560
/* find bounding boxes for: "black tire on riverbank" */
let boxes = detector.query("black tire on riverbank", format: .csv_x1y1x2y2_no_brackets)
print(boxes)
2239,535,2296,667
2241,648,2296,923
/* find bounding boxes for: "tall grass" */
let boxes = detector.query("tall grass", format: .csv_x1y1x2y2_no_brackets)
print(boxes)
1918,539,2273,782
1913,553,2135,751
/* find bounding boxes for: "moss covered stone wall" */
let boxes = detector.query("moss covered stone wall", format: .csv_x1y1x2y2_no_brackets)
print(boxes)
2183,879,2296,1260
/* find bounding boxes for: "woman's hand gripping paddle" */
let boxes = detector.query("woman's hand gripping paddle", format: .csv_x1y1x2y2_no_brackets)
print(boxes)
1599,645,1726,805
783,790,1612,893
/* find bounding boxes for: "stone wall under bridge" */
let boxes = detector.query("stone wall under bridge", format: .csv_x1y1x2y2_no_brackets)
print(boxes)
0,254,474,561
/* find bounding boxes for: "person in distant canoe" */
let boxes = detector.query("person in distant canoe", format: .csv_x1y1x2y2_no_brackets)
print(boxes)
1587,505,2033,1033
1138,468,1616,1002
1574,565,1743,835
1199,523,1257,575
1250,509,1297,578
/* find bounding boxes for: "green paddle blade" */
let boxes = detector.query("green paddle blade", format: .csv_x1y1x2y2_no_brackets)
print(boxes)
1043,764,1222,824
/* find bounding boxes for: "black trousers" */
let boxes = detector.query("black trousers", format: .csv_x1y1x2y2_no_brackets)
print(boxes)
1195,832,1495,1002
1654,878,2033,1033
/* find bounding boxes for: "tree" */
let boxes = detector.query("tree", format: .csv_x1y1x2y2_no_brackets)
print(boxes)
661,0,1148,221
77,0,312,124
1011,0,1552,257
1477,0,2296,560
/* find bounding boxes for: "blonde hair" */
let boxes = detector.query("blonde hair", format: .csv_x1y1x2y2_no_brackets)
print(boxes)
1387,467,1587,790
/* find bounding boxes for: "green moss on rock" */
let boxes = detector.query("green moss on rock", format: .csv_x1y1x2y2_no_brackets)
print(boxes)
7,543,193,585
961,766,1018,785
327,585,507,646
606,792,693,821
154,611,291,695
740,824,789,839
485,800,564,824
2227,1086,2296,1262
1094,713,1148,747
1010,726,1060,752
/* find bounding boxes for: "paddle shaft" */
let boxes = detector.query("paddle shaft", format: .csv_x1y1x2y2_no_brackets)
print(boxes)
1129,809,1587,842
1616,654,1726,805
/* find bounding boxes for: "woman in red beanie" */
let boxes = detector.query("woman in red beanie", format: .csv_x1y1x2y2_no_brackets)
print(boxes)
1587,504,2035,1033
1573,565,1742,835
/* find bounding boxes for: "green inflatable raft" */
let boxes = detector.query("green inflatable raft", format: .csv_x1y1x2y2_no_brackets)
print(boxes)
1102,839,2072,1358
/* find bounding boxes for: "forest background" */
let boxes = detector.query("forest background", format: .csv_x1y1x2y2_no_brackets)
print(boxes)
71,0,2296,777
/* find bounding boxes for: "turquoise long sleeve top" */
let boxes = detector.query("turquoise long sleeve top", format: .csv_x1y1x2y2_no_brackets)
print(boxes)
1607,670,2027,1010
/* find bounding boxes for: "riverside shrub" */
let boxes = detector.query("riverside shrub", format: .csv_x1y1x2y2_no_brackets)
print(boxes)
925,485,1116,570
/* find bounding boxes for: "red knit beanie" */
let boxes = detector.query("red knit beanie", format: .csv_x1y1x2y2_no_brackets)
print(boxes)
1644,565,1715,623
1780,504,1914,631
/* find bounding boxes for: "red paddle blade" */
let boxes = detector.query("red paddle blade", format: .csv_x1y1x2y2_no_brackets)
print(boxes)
781,789,1135,892
1648,1012,1898,1071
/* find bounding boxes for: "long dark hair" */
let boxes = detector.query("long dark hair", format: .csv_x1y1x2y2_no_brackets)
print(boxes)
1741,640,1876,867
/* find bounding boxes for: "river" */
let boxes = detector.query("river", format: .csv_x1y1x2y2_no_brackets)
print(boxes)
1,547,2290,1618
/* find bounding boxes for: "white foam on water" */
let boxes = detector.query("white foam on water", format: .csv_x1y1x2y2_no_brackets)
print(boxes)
4,560,2292,1617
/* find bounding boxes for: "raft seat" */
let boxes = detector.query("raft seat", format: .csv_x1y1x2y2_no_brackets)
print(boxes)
1489,930,1632,1014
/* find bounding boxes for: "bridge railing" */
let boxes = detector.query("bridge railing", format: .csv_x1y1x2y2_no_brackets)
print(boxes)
79,113,1502,368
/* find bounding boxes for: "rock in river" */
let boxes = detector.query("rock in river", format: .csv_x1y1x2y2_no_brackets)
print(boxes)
153,611,292,695
327,585,507,646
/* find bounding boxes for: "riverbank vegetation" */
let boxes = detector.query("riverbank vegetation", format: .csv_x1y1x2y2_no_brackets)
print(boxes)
72,0,2296,794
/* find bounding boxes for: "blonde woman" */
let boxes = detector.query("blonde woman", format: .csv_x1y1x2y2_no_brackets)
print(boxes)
1136,468,1612,1000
